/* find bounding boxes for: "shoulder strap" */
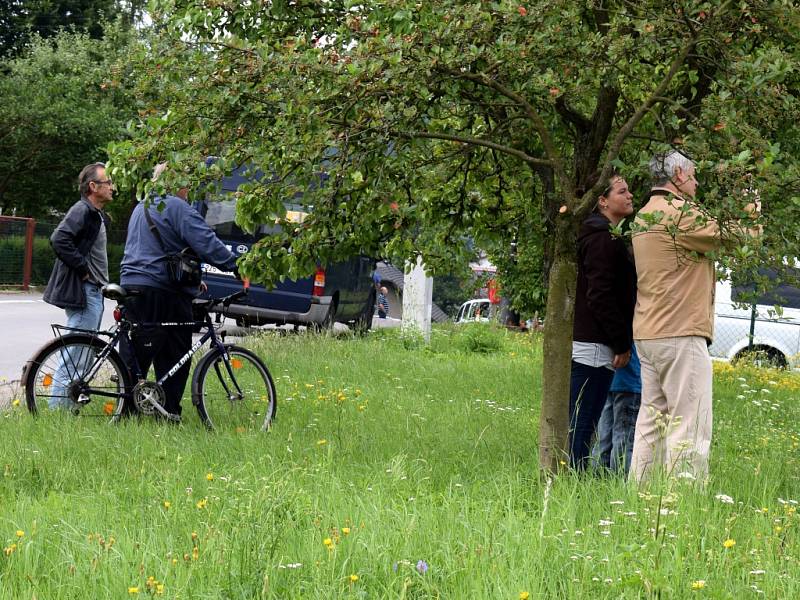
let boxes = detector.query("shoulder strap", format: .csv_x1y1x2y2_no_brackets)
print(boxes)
142,203,169,255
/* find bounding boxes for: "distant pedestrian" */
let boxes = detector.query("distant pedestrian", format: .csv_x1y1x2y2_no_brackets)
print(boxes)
377,286,389,319
43,162,114,409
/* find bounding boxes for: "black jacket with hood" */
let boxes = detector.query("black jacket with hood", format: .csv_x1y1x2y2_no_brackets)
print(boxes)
43,197,109,309
572,212,637,355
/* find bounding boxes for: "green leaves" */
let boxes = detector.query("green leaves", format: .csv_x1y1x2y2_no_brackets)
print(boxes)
106,0,800,309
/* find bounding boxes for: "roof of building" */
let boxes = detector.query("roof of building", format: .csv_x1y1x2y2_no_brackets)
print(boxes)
375,262,449,323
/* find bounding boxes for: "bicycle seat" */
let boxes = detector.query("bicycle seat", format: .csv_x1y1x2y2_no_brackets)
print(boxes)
102,283,128,301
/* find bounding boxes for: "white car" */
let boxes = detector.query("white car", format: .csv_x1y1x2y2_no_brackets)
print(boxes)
455,299,497,324
709,274,800,368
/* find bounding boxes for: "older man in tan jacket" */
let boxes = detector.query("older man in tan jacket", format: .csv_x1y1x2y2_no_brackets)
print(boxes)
630,150,759,482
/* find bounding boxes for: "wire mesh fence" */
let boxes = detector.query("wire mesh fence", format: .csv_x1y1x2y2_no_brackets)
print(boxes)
0,219,127,289
710,281,800,369
0,216,35,288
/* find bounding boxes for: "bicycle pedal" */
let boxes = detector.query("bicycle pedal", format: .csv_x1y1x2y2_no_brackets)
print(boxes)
77,393,91,405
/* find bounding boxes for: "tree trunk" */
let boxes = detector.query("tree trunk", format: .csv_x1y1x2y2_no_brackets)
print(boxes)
538,218,578,473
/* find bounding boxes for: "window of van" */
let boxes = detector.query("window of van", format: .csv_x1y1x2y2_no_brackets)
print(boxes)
201,196,307,242
731,268,800,310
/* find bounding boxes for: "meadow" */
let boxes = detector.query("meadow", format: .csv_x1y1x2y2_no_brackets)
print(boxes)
0,325,798,599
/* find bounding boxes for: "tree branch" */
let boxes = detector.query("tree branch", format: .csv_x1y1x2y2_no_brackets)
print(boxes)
578,0,735,214
396,130,554,168
440,68,569,193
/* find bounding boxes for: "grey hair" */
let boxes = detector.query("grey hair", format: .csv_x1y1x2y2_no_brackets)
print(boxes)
649,150,694,186
151,162,169,182
78,162,106,197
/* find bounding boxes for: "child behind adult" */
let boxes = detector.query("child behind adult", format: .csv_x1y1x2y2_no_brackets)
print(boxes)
593,345,641,475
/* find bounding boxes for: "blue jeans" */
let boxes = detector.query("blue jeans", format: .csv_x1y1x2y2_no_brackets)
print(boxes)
592,391,641,475
49,282,105,409
568,361,614,470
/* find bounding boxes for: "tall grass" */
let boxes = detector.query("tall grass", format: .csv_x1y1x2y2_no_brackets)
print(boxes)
0,325,797,598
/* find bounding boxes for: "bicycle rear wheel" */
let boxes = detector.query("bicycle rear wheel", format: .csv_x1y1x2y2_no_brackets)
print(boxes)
23,334,131,420
192,345,276,432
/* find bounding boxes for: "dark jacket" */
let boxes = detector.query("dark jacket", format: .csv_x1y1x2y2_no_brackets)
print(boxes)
120,195,237,292
573,212,637,355
43,197,109,309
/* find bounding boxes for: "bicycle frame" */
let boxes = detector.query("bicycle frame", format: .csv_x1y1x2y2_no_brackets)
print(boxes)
51,304,245,414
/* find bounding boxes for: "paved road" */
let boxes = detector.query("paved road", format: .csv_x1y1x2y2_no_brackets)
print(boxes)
0,291,400,384
0,291,119,384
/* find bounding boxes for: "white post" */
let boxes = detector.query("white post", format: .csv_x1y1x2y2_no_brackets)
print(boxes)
402,256,433,342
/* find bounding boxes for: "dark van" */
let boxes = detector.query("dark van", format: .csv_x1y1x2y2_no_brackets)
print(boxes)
195,167,376,331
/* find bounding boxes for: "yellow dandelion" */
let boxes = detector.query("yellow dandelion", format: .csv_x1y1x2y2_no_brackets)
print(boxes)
128,587,140,594
342,527,351,535
520,593,531,600
171,558,178,566
163,501,171,509
723,538,736,548
3,544,16,556
349,574,359,583
317,439,327,446
155,584,165,595
206,473,214,481
15,530,24,538
691,580,706,590
323,537,333,548
11,399,20,407
196,498,208,509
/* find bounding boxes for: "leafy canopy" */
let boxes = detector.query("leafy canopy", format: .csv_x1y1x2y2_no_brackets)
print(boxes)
111,1,799,297
0,24,140,219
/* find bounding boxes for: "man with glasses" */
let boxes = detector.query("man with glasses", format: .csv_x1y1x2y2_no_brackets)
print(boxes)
43,162,114,409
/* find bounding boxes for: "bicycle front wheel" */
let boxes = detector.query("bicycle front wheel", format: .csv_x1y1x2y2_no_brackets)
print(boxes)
192,345,276,432
23,334,131,420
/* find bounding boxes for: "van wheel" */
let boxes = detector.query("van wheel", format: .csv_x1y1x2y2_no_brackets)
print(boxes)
733,346,788,370
310,304,336,333
352,289,376,335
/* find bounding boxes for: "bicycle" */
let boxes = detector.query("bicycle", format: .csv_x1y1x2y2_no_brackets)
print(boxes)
22,283,276,431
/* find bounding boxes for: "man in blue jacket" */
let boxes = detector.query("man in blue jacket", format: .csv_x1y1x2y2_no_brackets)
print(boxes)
120,168,239,419
43,162,114,408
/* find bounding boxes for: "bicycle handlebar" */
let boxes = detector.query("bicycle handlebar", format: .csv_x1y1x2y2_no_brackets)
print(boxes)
197,289,248,313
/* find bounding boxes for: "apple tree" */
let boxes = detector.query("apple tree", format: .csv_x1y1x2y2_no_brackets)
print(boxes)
110,0,800,471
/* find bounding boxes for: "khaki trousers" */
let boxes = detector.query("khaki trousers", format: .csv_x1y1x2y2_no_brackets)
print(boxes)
629,336,713,482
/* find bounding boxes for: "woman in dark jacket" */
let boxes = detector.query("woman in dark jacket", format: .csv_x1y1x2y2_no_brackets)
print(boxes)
568,174,637,469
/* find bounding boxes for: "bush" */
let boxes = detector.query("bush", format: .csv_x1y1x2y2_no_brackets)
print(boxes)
457,323,504,354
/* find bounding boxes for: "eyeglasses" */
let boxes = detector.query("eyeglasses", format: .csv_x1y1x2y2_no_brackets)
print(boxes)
93,179,114,187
